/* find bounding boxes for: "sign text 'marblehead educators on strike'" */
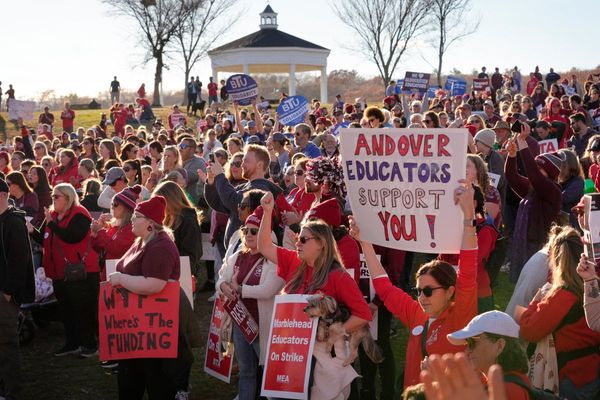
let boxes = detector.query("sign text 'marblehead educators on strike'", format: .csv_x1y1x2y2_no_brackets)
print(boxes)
340,128,467,254
98,281,180,361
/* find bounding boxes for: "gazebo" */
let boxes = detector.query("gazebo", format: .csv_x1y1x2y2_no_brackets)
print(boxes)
208,5,330,102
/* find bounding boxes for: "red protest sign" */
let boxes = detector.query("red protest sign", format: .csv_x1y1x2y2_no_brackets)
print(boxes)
261,295,318,400
473,78,490,91
204,297,235,383
98,281,180,361
223,296,259,344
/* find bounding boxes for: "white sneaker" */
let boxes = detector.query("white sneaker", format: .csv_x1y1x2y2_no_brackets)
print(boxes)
175,390,189,400
208,293,216,302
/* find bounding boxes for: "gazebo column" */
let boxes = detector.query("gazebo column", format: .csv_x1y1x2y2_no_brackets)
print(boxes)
289,64,296,96
243,64,249,75
320,66,328,103
211,64,218,83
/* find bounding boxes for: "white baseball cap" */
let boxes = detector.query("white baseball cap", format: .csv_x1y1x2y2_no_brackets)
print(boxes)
447,311,519,345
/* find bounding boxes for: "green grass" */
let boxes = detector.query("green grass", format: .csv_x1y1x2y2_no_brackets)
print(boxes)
21,263,515,399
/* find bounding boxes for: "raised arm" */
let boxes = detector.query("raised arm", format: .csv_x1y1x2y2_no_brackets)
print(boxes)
233,102,244,134
257,191,278,264
252,99,264,132
504,138,531,199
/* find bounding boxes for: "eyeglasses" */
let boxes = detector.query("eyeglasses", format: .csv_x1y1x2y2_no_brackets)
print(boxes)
414,286,447,297
111,202,120,208
230,161,242,168
241,227,258,236
179,143,190,149
298,236,316,244
295,170,305,176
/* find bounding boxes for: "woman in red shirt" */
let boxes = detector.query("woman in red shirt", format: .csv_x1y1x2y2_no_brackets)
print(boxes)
349,181,479,388
518,227,600,400
258,191,370,398
52,149,80,189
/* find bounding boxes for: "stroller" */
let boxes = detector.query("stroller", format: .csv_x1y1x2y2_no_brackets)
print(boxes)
17,267,58,346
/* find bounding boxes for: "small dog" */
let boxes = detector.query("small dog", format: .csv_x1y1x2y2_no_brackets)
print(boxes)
304,294,383,366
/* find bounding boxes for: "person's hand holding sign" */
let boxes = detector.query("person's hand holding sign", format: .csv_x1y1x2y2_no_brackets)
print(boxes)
577,254,598,281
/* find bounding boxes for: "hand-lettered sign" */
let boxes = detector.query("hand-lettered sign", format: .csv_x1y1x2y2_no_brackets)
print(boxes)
98,281,180,361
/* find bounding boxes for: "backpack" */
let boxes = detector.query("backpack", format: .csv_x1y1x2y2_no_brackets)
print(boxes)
503,374,563,400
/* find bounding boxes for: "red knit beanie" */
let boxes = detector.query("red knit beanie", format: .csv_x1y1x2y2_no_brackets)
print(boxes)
245,206,264,227
305,198,341,227
535,152,564,181
114,185,142,211
135,195,166,225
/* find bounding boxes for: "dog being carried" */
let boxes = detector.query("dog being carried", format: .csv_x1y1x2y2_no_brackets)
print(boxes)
304,294,383,367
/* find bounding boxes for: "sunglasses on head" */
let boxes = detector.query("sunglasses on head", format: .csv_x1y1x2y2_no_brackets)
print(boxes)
241,227,258,235
413,286,446,297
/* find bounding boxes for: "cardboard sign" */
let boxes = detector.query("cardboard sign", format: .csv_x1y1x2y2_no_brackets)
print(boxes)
488,172,501,188
8,99,36,120
473,78,490,92
200,233,215,261
98,281,180,361
395,79,404,95
402,72,430,92
583,194,600,264
277,96,309,126
339,128,468,253
445,76,467,96
223,295,259,344
106,256,194,309
538,138,558,154
204,297,235,383
261,295,318,399
226,74,259,106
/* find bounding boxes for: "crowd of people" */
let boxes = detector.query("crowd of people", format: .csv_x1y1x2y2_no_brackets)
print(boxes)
0,65,600,400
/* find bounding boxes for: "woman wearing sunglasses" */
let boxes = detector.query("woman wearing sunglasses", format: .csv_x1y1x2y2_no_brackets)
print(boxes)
217,207,285,400
27,183,100,358
348,180,478,387
91,185,140,280
258,191,372,398
447,310,531,399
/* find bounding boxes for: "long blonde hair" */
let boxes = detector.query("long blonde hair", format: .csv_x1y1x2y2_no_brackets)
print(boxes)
548,226,584,301
287,219,344,294
467,154,491,196
152,181,203,229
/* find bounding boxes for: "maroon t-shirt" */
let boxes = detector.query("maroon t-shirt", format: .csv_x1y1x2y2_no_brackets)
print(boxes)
116,231,180,281
235,252,263,324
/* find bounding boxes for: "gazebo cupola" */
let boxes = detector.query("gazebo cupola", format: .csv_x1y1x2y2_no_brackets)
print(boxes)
259,5,278,30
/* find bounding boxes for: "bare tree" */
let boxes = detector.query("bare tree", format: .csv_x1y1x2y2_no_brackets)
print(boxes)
173,0,240,106
429,0,479,87
331,0,431,88
103,0,200,106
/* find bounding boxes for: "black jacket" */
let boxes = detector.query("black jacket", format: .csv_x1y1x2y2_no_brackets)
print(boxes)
173,207,203,273
0,206,35,304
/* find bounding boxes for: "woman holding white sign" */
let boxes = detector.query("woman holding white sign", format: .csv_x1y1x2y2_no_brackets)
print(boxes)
217,207,285,400
348,180,478,388
257,191,372,398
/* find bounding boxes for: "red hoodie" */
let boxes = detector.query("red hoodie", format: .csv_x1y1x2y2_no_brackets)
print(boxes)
51,161,81,189
544,97,572,148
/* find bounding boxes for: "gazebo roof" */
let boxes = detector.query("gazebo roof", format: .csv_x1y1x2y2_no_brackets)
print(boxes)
209,29,328,53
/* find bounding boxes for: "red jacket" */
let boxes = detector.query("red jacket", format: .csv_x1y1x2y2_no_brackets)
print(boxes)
51,162,80,189
373,249,478,387
520,288,600,388
60,109,75,130
92,223,135,262
43,205,99,280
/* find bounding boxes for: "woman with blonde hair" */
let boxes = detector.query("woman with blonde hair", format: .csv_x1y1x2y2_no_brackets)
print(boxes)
27,183,100,358
153,181,203,277
161,145,182,176
466,154,501,226
466,114,486,132
519,227,600,399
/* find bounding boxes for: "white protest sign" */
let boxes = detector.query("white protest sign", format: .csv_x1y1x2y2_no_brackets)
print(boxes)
106,256,194,308
8,99,36,120
339,128,468,254
488,172,501,188
538,138,558,154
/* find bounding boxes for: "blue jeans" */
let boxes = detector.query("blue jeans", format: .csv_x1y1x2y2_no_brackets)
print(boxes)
233,324,260,400
560,377,600,400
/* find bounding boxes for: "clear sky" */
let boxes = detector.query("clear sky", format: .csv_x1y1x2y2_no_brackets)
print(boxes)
2,0,599,100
